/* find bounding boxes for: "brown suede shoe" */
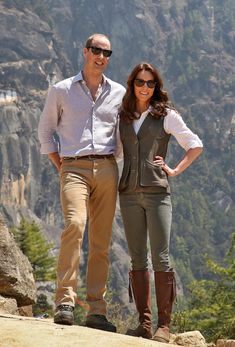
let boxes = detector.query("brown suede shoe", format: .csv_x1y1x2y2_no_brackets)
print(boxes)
152,326,170,343
126,324,152,339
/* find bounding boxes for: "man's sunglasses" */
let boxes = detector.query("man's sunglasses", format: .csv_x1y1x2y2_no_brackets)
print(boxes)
134,79,156,89
87,46,112,58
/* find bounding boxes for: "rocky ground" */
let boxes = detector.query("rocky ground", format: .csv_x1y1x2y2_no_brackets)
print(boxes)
0,313,177,347
0,313,234,347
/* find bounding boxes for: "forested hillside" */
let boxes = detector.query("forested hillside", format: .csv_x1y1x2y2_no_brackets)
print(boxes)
0,0,234,295
163,0,235,286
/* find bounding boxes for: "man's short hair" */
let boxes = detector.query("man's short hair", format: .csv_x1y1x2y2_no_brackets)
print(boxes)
85,33,110,48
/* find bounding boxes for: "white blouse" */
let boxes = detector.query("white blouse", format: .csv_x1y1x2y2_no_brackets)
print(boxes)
133,107,203,151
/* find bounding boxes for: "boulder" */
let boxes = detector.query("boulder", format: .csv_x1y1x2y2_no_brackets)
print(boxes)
216,340,235,347
0,295,18,314
172,330,207,347
18,305,33,317
0,214,36,306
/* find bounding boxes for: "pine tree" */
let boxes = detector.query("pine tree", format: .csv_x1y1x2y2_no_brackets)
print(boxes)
12,219,56,281
173,233,235,341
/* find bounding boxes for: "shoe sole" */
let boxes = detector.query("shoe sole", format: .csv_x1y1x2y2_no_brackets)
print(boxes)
85,323,116,333
126,331,152,339
152,336,169,343
126,328,152,339
54,315,74,326
54,319,74,325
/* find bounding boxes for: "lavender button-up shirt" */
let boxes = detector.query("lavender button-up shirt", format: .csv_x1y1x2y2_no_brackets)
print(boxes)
38,71,125,157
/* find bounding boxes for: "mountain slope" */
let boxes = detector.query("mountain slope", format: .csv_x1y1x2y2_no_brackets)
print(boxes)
0,0,234,296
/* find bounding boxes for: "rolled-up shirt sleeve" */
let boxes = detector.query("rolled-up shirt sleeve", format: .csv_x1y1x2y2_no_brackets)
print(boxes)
38,86,61,154
164,109,203,151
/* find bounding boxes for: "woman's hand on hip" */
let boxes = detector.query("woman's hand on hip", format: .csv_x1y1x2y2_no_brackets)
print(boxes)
154,156,177,177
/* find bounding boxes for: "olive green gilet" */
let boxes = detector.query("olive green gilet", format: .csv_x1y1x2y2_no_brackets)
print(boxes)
119,113,171,194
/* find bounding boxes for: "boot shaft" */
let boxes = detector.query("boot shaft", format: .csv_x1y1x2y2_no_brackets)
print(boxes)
154,270,176,327
129,270,152,326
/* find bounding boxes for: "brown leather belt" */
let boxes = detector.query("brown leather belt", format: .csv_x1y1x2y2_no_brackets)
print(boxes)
63,154,114,161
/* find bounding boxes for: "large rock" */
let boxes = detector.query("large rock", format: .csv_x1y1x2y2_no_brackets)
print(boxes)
172,330,207,347
0,295,18,315
0,214,36,306
217,340,235,347
0,313,179,347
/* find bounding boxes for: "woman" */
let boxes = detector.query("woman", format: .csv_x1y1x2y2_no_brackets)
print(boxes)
119,62,203,343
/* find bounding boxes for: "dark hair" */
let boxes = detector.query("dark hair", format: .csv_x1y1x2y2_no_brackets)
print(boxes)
120,62,173,123
85,33,110,48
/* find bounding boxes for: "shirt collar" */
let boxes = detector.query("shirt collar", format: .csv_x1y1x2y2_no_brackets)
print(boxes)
72,71,110,87
72,71,83,83
135,105,153,118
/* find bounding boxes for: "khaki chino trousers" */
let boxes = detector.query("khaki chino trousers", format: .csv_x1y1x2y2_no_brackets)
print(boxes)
55,156,118,316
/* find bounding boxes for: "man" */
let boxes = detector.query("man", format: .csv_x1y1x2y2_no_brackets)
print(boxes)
38,33,125,332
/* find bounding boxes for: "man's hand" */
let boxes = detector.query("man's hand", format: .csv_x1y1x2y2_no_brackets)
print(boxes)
48,152,61,172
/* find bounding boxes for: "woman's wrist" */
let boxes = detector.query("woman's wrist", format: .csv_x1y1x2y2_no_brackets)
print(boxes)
173,168,179,176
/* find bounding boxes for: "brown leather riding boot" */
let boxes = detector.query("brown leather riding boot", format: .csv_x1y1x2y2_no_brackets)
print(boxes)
152,270,176,343
126,270,152,339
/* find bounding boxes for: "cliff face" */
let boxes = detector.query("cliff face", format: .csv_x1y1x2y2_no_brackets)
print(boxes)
0,3,67,229
0,0,235,295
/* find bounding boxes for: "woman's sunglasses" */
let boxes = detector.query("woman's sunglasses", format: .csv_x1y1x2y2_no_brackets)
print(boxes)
87,46,112,58
134,79,156,89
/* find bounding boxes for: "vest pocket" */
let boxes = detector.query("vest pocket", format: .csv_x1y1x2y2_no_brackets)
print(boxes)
145,159,166,177
141,160,168,187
